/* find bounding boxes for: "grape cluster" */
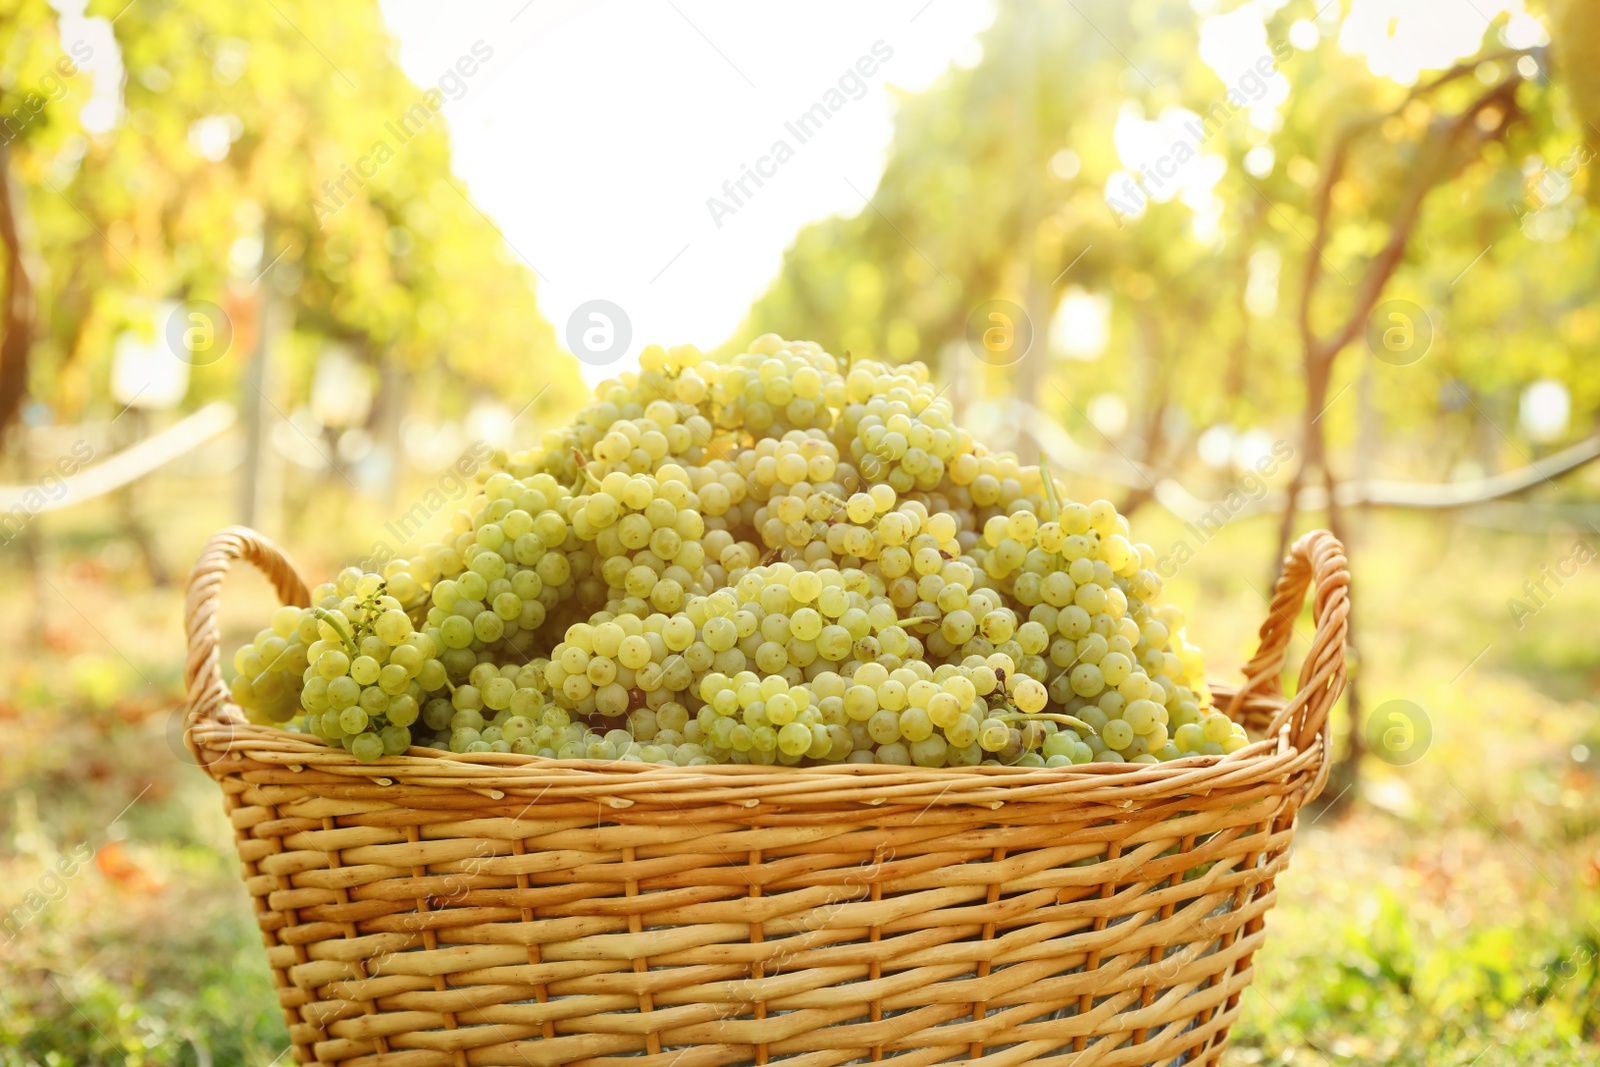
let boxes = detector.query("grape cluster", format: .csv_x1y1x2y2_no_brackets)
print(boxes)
280,572,436,760
229,606,316,724
714,341,844,436
839,360,964,493
230,333,1248,767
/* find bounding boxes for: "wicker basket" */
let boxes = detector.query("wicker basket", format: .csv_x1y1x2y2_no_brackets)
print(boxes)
183,526,1348,1067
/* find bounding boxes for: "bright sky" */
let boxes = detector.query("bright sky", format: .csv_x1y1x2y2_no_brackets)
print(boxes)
379,0,1547,393
379,0,994,387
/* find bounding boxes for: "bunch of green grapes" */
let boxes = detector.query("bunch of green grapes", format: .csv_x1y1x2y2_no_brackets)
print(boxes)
745,433,864,555
416,659,561,755
295,569,446,762
569,466,714,614
837,358,969,494
229,334,1250,770
713,336,845,436
529,344,719,488
694,670,839,764
1057,600,1245,762
398,469,589,668
230,605,317,724
683,454,758,537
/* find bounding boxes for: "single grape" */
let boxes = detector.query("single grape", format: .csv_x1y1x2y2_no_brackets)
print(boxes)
351,732,384,762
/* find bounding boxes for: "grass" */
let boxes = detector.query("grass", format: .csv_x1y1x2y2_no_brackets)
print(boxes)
3,475,1598,1066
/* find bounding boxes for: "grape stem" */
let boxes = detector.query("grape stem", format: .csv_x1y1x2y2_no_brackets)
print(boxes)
571,448,605,490
994,710,1099,736
1038,451,1072,572
1039,451,1062,523
313,608,359,656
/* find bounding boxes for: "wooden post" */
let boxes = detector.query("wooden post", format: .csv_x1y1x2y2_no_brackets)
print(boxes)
1007,3,1047,460
238,287,283,533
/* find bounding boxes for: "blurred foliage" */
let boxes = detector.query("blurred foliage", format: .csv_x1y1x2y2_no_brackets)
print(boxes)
3,0,1600,1063
0,0,583,433
1553,0,1600,136
730,0,1599,480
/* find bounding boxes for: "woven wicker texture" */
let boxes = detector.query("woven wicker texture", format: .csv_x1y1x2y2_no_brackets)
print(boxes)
183,525,1348,1067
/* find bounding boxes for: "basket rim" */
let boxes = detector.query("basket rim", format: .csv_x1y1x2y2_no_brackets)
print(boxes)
186,682,1327,811
190,680,1289,777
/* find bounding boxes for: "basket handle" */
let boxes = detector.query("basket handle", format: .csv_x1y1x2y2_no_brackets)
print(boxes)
1224,529,1349,752
184,526,311,733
